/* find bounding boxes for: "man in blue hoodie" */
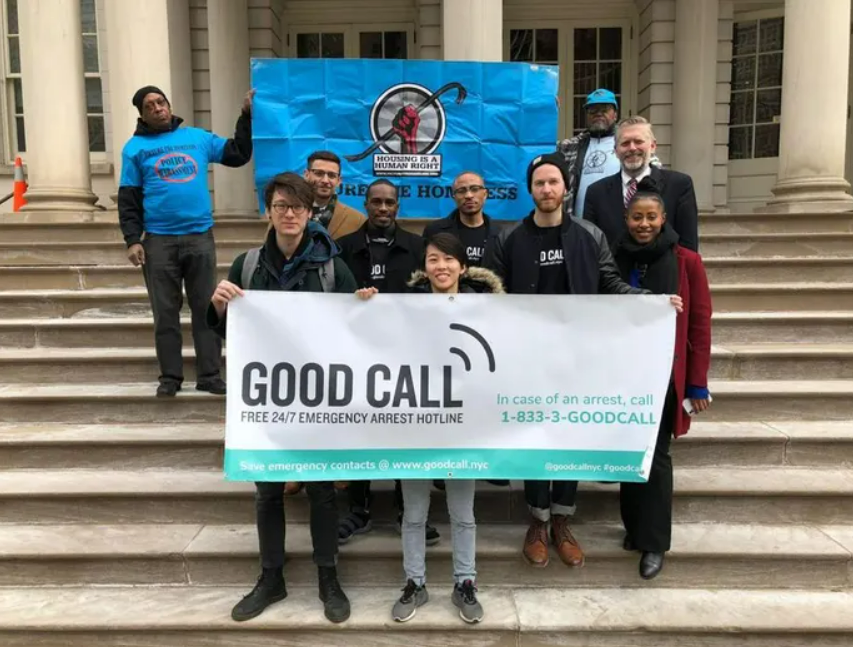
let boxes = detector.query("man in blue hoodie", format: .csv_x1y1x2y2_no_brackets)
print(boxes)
118,85,253,397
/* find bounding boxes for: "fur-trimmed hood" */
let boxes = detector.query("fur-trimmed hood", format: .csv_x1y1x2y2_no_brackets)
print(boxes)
406,265,505,294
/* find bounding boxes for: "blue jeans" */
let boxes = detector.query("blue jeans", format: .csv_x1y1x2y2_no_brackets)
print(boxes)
401,479,476,585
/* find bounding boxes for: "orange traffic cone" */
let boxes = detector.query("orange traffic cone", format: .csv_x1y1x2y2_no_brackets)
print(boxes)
12,156,26,211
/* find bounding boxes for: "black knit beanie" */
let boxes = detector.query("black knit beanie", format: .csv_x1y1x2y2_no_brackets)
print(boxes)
132,86,169,114
526,152,571,193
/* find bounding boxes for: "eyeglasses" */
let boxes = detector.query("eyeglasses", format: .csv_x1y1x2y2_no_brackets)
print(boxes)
308,168,340,181
270,202,308,216
586,105,614,116
453,185,486,197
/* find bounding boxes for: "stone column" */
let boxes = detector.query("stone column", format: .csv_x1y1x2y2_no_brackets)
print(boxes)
763,0,853,212
672,0,718,212
18,0,97,211
442,0,502,61
208,0,255,216
104,0,194,181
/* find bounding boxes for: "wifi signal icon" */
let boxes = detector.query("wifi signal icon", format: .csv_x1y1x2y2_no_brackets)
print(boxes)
448,323,496,373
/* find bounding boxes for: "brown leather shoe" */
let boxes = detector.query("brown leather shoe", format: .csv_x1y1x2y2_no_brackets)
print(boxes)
551,514,585,567
283,482,304,496
522,519,550,567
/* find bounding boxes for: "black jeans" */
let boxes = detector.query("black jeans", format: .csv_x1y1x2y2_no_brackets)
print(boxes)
347,480,404,513
523,479,579,520
256,481,338,569
142,230,221,385
620,386,676,553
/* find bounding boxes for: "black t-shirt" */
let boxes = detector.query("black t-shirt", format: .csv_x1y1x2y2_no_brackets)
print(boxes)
454,222,488,267
367,225,393,291
532,222,569,294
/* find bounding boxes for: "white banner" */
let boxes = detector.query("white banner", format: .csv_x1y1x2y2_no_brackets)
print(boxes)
225,292,675,482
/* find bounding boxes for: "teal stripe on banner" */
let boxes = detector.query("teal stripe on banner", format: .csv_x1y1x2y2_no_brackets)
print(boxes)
224,448,648,482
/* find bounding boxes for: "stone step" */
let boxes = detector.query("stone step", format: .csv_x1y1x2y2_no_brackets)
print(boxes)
703,256,853,283
696,232,853,258
711,283,853,312
3,312,852,349
2,232,852,267
0,521,850,590
2,381,851,424
3,256,851,290
698,210,853,234
0,421,850,470
1,283,849,318
0,343,850,383
0,466,850,525
712,311,853,344
0,585,850,647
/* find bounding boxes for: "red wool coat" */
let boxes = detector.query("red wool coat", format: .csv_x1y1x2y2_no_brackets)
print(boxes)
672,246,712,438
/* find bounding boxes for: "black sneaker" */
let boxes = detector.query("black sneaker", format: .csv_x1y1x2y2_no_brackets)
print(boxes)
338,510,373,545
196,377,226,395
318,566,350,623
156,382,180,398
231,569,287,622
396,513,441,546
392,579,428,622
452,579,484,623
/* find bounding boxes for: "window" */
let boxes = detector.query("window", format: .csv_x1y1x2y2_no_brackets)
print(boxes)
291,26,412,59
729,17,784,160
359,31,407,59
506,23,629,139
81,0,105,152
4,0,24,153
3,0,105,157
571,27,622,133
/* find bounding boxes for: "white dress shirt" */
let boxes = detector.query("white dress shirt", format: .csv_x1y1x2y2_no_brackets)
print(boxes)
621,166,652,202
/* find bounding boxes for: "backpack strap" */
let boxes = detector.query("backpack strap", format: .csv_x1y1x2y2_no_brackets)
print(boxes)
241,247,262,288
319,258,336,293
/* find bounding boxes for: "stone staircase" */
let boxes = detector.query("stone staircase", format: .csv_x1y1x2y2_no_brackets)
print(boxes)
0,211,851,646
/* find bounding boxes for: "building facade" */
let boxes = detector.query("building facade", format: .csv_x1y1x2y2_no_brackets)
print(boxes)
2,0,852,214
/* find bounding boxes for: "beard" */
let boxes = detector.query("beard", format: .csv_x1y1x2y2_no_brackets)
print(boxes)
621,153,649,173
533,196,562,214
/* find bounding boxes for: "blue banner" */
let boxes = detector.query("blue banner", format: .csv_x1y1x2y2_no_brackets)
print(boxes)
250,59,559,220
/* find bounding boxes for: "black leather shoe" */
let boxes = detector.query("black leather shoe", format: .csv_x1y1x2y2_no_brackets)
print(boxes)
231,568,287,621
156,382,180,398
318,566,350,623
623,535,637,552
639,551,665,579
196,377,226,395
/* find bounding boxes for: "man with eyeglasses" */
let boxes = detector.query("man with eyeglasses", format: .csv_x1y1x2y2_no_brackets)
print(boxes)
303,150,365,239
336,179,441,547
423,171,500,267
556,88,622,218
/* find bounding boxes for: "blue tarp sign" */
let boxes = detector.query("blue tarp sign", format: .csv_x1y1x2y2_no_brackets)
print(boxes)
251,59,559,220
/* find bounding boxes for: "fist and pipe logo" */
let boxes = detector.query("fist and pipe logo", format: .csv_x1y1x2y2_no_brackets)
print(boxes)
346,82,468,178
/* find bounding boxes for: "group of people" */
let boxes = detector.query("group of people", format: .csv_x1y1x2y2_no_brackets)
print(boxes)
118,85,712,626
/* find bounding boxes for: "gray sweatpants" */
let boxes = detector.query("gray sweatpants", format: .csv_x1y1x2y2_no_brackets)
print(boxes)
401,479,476,586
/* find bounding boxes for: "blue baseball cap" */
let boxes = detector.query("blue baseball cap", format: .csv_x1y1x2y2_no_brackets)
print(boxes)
584,88,618,110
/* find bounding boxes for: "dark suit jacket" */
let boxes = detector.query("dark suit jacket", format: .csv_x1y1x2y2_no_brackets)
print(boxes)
582,167,699,251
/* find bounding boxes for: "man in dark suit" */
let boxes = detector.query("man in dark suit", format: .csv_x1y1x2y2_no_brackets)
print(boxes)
583,116,699,251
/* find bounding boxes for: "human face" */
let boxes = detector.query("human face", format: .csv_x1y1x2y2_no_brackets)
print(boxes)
142,93,172,129
365,184,399,229
531,165,566,214
616,124,656,175
425,244,466,294
586,104,618,134
452,173,487,216
626,197,666,245
267,188,310,239
304,159,341,202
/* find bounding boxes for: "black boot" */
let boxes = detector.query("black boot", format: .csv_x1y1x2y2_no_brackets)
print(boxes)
318,565,351,623
231,568,287,622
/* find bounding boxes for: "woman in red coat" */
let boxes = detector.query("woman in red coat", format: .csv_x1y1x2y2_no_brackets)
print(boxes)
611,176,712,580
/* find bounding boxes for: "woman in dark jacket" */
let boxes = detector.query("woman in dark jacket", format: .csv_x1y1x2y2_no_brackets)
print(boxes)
357,233,503,625
207,172,357,625
611,177,712,580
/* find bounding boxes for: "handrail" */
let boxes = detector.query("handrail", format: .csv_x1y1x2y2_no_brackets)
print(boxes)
0,191,13,206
